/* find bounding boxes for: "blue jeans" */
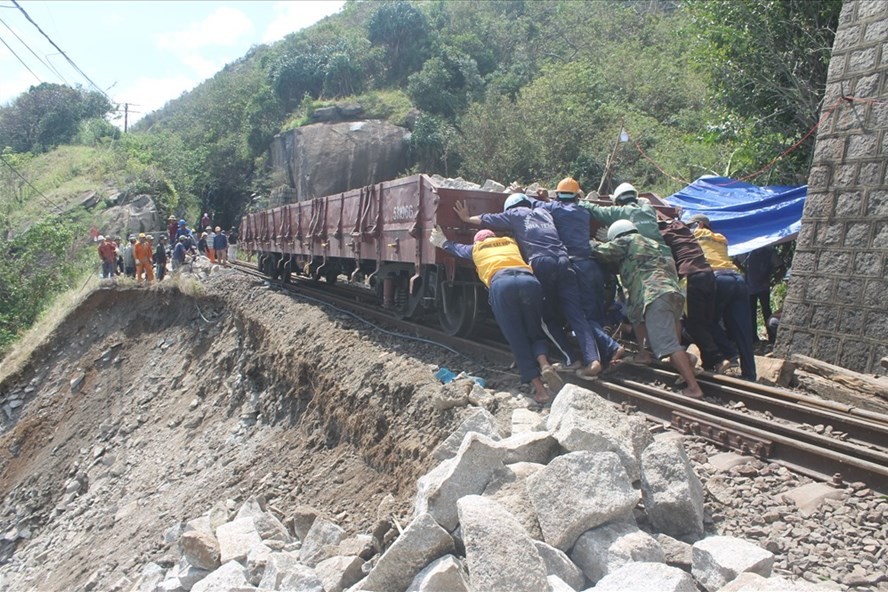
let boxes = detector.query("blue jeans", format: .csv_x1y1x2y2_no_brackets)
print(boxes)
572,257,622,364
489,269,549,383
532,255,600,366
713,271,756,380
101,261,115,279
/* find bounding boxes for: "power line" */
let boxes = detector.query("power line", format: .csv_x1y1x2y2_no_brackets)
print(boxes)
11,0,108,99
0,15,69,85
0,32,40,83
0,153,63,213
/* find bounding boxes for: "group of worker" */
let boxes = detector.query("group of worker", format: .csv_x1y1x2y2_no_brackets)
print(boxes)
431,177,765,405
97,215,240,283
97,233,168,283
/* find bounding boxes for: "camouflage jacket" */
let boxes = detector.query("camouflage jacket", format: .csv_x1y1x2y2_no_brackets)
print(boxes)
579,199,673,259
593,232,682,324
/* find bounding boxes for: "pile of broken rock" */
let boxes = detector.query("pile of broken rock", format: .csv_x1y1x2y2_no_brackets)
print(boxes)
131,385,836,592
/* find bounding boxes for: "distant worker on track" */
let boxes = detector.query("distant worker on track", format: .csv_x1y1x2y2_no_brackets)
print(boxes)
97,235,117,280
593,220,704,399
213,226,228,265
134,233,155,283
123,236,137,278
172,235,188,272
430,225,563,405
154,235,168,281
228,227,238,261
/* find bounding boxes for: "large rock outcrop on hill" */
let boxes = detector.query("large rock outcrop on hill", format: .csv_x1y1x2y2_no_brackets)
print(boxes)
99,193,162,237
269,120,412,203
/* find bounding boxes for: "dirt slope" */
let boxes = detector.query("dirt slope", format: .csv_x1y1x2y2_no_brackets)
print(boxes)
0,270,480,591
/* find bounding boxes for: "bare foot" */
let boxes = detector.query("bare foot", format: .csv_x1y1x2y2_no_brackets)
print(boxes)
609,347,627,366
576,361,602,381
630,352,654,365
680,386,704,399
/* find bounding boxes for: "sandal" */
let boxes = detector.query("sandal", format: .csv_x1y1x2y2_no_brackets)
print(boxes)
540,365,564,392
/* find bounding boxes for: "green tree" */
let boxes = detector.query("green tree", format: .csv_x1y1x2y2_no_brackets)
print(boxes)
368,1,429,84
0,84,112,153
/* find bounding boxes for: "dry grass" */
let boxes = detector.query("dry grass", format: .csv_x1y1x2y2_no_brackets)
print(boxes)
0,273,100,385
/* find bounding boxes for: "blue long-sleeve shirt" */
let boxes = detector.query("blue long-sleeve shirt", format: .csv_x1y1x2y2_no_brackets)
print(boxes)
532,200,594,259
479,207,567,263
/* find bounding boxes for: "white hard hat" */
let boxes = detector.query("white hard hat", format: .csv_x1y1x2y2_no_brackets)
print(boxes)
97,235,105,241
613,182,638,204
607,219,638,241
503,193,531,211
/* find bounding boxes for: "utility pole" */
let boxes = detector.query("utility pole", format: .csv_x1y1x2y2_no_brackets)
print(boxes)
124,103,128,133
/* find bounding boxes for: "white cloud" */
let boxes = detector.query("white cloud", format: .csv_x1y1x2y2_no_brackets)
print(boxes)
0,70,40,106
155,6,255,51
113,74,196,128
262,0,345,43
181,54,223,80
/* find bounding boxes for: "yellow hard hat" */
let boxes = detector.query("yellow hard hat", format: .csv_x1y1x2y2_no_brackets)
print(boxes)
556,177,580,194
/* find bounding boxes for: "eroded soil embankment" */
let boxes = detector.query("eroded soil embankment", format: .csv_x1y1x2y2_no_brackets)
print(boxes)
0,272,463,591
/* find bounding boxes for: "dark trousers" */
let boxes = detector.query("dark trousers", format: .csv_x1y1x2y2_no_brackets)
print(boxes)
713,271,756,380
489,269,549,383
749,291,773,342
532,255,600,366
572,257,622,364
685,270,723,370
156,261,167,281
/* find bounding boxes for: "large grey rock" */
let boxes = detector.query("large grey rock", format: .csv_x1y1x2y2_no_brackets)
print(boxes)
216,518,264,564
570,522,664,584
405,555,469,592
718,572,825,591
431,408,501,460
495,431,559,464
692,536,775,592
100,194,162,238
258,551,321,590
190,561,249,592
179,530,221,571
289,505,320,541
640,439,705,540
299,518,345,567
482,462,545,540
546,385,653,480
526,451,639,551
269,120,412,202
415,432,505,531
245,544,273,586
547,574,576,592
457,495,548,592
171,560,210,591
315,555,364,592
654,533,692,569
593,562,696,592
510,408,545,434
254,512,291,543
361,513,455,592
533,541,585,591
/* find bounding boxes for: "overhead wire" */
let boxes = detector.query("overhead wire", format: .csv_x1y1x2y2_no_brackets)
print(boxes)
0,15,69,84
11,0,108,99
0,153,64,213
0,31,40,83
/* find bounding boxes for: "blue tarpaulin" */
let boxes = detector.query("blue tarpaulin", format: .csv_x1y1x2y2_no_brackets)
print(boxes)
665,176,806,257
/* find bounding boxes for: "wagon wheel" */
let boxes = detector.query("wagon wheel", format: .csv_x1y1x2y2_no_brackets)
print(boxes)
438,283,479,337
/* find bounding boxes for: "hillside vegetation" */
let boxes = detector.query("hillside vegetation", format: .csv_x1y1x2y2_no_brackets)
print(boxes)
0,0,841,352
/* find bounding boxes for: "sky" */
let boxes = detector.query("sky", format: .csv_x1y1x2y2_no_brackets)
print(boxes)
0,0,346,126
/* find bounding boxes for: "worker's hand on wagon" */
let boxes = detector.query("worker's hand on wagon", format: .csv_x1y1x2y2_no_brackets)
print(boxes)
453,201,470,222
594,226,609,243
430,225,447,248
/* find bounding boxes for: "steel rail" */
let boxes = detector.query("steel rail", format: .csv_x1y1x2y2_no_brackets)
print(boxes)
625,365,888,448
228,262,888,492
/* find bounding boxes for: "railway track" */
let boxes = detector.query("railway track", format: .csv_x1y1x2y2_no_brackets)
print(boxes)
229,260,888,493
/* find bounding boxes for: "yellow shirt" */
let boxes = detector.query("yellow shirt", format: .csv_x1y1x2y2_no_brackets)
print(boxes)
471,237,532,287
692,228,739,272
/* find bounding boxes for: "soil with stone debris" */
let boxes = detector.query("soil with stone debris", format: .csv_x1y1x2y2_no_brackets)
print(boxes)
0,266,885,591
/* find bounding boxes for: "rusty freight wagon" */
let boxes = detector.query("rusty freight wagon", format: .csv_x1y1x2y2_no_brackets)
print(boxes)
240,174,678,337
240,174,506,336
